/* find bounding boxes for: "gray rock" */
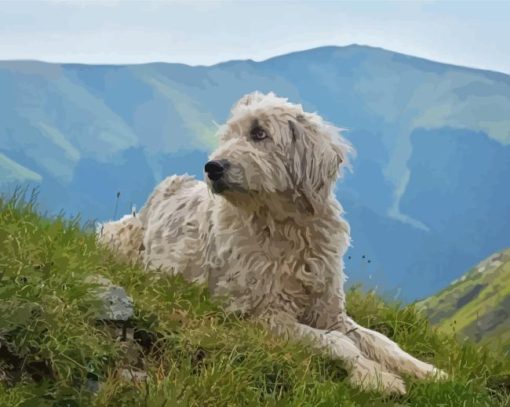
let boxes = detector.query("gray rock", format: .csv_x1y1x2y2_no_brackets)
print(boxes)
86,377,102,394
86,275,134,321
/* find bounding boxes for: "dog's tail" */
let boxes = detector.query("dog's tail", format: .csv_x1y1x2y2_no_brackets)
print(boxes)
96,211,145,263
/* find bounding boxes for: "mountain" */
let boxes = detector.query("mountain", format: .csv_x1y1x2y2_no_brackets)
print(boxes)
1,45,510,300
417,249,510,351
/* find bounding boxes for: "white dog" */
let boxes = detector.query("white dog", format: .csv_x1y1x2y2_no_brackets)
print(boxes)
98,92,445,394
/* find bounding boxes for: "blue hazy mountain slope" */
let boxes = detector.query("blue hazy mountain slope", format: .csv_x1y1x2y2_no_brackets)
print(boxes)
1,45,509,300
402,128,510,256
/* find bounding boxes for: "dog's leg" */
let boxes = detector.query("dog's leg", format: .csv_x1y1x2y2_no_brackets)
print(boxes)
345,317,447,380
265,315,407,395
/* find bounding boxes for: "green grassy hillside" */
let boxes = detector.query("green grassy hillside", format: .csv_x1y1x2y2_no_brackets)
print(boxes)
1,192,509,406
418,249,510,351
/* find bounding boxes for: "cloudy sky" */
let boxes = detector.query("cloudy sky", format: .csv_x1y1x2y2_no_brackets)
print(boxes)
0,0,509,73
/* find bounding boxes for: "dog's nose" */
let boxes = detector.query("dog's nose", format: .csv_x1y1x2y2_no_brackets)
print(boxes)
205,160,228,181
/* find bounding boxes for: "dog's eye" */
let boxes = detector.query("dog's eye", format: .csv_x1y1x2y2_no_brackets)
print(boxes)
250,126,267,141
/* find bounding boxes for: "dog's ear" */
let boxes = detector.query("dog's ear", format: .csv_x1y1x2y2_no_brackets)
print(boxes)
287,115,353,214
324,123,353,180
286,117,320,215
288,119,299,143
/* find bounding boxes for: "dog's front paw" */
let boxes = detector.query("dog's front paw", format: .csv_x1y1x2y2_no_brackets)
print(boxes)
349,362,407,395
429,367,448,381
412,361,449,381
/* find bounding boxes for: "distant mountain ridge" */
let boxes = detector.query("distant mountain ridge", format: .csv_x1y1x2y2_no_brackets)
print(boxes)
1,45,509,300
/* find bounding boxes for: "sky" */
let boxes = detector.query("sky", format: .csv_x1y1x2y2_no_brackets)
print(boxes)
0,0,509,74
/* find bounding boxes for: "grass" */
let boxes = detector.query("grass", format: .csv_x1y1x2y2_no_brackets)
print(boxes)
0,190,509,406
417,250,510,350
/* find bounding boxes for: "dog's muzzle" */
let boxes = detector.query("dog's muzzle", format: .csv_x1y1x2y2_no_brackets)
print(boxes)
205,160,230,181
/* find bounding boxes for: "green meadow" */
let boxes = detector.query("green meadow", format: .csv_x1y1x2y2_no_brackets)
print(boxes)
1,191,509,406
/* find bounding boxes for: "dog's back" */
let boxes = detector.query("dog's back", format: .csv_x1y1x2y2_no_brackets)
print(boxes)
97,213,145,263
139,175,210,280
98,174,211,282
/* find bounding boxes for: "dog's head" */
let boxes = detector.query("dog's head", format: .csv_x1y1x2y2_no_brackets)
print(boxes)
205,92,353,213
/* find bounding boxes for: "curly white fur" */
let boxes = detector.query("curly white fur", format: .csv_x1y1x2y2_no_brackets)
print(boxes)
98,92,446,394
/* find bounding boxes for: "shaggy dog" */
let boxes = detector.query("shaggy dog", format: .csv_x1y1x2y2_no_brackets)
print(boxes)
98,92,445,394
